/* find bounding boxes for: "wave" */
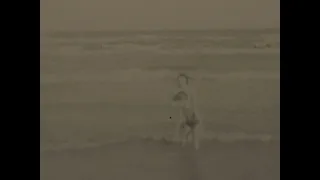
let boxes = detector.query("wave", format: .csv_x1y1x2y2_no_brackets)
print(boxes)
40,132,277,153
44,34,279,55
43,29,280,56
77,43,280,54
40,69,280,83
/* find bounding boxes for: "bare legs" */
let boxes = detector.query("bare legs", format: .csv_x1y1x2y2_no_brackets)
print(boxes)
192,128,199,150
181,127,199,150
181,127,190,147
174,109,201,150
174,122,185,142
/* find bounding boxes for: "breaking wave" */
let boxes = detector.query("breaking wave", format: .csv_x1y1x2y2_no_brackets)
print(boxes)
41,68,280,83
40,132,277,153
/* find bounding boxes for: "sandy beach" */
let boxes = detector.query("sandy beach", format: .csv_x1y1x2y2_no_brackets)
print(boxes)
41,139,279,180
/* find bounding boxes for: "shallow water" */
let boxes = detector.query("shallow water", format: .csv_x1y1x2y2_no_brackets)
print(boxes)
40,29,280,151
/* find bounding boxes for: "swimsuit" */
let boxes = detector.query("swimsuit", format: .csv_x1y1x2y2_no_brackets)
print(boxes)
173,87,200,129
181,108,200,129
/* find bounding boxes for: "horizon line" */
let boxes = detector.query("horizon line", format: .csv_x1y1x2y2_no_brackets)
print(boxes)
41,27,280,33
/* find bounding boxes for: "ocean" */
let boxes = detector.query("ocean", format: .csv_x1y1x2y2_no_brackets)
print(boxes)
40,29,280,180
40,29,280,151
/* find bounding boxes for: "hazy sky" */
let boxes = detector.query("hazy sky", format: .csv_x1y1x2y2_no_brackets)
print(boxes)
40,0,279,30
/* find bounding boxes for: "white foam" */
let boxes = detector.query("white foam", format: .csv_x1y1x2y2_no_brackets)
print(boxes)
41,69,279,84
40,132,277,153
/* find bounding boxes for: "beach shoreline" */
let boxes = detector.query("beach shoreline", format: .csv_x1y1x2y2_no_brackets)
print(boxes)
41,139,279,180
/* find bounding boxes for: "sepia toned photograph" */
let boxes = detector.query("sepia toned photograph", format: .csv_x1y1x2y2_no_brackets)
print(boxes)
40,0,280,180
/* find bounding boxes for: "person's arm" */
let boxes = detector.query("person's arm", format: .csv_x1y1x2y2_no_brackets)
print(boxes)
187,88,196,111
189,88,202,122
172,107,185,141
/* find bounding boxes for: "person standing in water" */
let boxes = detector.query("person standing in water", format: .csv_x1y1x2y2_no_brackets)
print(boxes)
172,73,202,149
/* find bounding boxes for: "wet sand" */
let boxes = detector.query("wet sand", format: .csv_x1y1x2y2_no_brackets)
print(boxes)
40,140,279,180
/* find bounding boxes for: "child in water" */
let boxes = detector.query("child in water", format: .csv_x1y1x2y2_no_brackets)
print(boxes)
172,73,201,149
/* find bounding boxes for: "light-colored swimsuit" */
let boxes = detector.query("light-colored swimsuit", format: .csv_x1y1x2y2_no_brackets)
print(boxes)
173,87,200,129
